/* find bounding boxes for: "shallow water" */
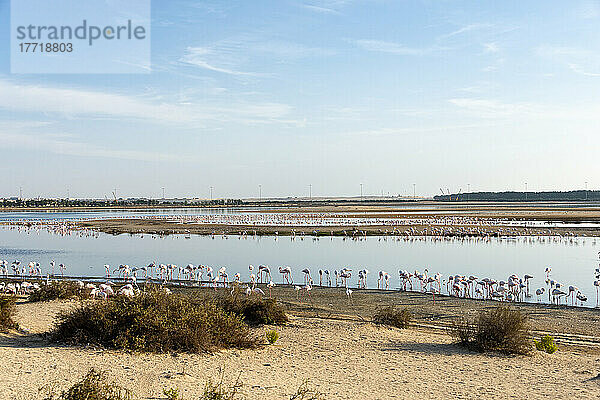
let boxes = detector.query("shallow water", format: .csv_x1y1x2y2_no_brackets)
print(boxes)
0,227,598,307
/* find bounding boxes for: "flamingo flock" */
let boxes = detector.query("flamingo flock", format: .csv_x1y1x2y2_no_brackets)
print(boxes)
3,214,599,241
1,253,600,309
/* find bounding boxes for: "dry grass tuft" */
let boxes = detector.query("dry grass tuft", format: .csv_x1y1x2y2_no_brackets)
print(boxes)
40,368,131,400
0,295,18,332
372,306,411,329
451,306,531,355
215,292,288,326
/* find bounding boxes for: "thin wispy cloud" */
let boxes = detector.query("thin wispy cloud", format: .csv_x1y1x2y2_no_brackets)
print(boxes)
0,80,296,126
537,45,600,77
302,0,351,14
0,130,187,162
0,80,201,124
303,4,339,14
438,23,493,40
568,63,600,77
449,97,600,120
179,47,258,76
180,37,331,76
352,39,445,55
343,124,492,137
483,42,499,53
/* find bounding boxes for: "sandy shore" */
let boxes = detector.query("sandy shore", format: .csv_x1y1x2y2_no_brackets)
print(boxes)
5,202,600,237
2,289,600,399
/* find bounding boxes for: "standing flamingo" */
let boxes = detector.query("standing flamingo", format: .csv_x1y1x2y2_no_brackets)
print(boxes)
301,268,312,285
279,266,292,284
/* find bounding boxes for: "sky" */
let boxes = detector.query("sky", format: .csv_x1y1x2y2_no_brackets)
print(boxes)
0,0,599,199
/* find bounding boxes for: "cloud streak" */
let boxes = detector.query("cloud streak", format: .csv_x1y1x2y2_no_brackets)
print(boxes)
537,45,600,77
0,130,187,162
179,47,258,76
0,80,296,126
352,40,445,55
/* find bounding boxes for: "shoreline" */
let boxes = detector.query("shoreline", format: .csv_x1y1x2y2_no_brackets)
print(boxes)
2,287,600,399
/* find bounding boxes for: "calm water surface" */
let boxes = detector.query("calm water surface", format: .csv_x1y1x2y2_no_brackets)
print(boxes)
0,227,598,306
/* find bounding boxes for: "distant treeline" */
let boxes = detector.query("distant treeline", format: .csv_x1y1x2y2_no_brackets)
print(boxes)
434,190,600,202
0,198,243,208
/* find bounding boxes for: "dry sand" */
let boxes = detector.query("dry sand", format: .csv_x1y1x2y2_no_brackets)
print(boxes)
2,295,600,400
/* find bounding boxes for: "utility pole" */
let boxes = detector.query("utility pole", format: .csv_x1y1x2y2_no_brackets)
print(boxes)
360,183,363,201
161,187,165,199
19,186,22,200
210,186,213,201
259,184,262,201
524,182,527,201
413,183,416,200
585,181,588,201
309,184,312,200
467,183,470,201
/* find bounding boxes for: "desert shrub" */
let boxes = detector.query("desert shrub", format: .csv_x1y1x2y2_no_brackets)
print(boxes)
41,368,131,400
29,281,88,302
372,306,411,329
51,290,256,353
216,294,288,326
451,306,530,355
266,329,279,344
0,296,18,332
534,334,558,354
289,380,324,400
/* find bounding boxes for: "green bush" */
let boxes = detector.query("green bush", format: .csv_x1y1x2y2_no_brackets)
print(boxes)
451,306,531,355
372,306,411,329
0,295,18,332
266,329,279,344
41,369,131,400
534,334,558,354
216,294,288,326
29,281,89,302
51,291,256,353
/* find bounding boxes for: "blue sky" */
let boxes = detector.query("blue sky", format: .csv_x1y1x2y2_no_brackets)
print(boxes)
0,0,599,199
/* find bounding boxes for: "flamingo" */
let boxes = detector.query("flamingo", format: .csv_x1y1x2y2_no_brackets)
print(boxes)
324,269,331,286
567,286,578,305
523,274,533,297
298,284,312,302
267,281,275,298
575,291,587,306
279,266,292,284
301,268,312,285
535,287,545,302
258,265,271,283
